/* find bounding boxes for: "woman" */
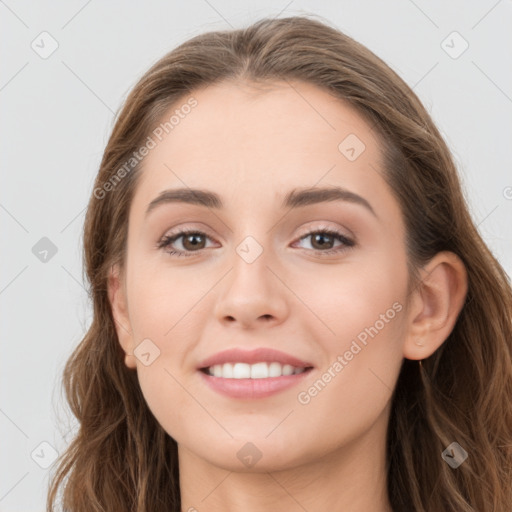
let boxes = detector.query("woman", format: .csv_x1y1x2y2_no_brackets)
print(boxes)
47,15,512,512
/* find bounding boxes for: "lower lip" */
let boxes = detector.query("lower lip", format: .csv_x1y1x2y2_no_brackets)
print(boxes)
198,368,313,399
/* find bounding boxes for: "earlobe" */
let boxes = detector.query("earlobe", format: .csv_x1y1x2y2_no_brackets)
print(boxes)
403,251,468,361
108,264,137,370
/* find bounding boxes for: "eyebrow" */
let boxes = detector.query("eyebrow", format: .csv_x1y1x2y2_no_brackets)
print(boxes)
145,186,377,218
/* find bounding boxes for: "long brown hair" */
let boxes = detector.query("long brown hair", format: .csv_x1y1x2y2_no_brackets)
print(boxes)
47,15,512,511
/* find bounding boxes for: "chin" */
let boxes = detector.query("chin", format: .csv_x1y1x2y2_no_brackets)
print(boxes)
187,433,314,473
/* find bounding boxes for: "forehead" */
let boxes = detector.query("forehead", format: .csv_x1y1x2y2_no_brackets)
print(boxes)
130,79,394,219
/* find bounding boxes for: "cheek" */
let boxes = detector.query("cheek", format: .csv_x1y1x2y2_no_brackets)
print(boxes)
287,269,406,451
127,259,205,338
297,252,408,403
299,250,407,341
124,263,209,430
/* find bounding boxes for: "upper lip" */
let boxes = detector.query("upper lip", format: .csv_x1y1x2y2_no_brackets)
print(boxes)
197,348,314,370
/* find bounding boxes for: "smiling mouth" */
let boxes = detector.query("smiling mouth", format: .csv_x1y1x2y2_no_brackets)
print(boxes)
200,362,314,379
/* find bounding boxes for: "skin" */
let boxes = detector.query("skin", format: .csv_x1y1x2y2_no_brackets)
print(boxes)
108,80,468,512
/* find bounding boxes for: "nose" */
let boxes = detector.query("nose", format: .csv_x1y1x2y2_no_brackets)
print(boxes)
213,246,289,330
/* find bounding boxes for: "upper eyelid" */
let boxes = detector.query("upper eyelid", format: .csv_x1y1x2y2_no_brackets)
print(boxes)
162,225,352,241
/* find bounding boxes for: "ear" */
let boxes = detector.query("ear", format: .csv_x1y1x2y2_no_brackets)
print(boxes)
403,251,468,360
108,263,137,369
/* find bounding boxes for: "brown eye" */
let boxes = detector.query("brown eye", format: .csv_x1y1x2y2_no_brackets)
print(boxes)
309,232,336,250
181,232,207,251
157,230,214,257
294,228,355,256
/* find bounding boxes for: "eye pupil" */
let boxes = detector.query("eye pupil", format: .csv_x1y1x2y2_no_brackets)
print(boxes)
183,233,205,250
312,233,333,249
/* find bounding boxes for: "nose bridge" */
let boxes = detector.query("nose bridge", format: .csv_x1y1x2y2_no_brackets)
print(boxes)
213,232,288,327
229,233,276,301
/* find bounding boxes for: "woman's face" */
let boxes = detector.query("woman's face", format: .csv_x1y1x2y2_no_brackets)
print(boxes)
112,80,412,471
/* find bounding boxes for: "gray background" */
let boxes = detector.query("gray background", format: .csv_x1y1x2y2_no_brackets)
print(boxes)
1,1,511,510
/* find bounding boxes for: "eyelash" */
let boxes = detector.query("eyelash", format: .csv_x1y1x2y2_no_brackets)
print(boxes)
156,226,355,258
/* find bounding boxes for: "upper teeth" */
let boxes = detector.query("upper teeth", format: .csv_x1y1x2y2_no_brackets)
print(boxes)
207,362,307,379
